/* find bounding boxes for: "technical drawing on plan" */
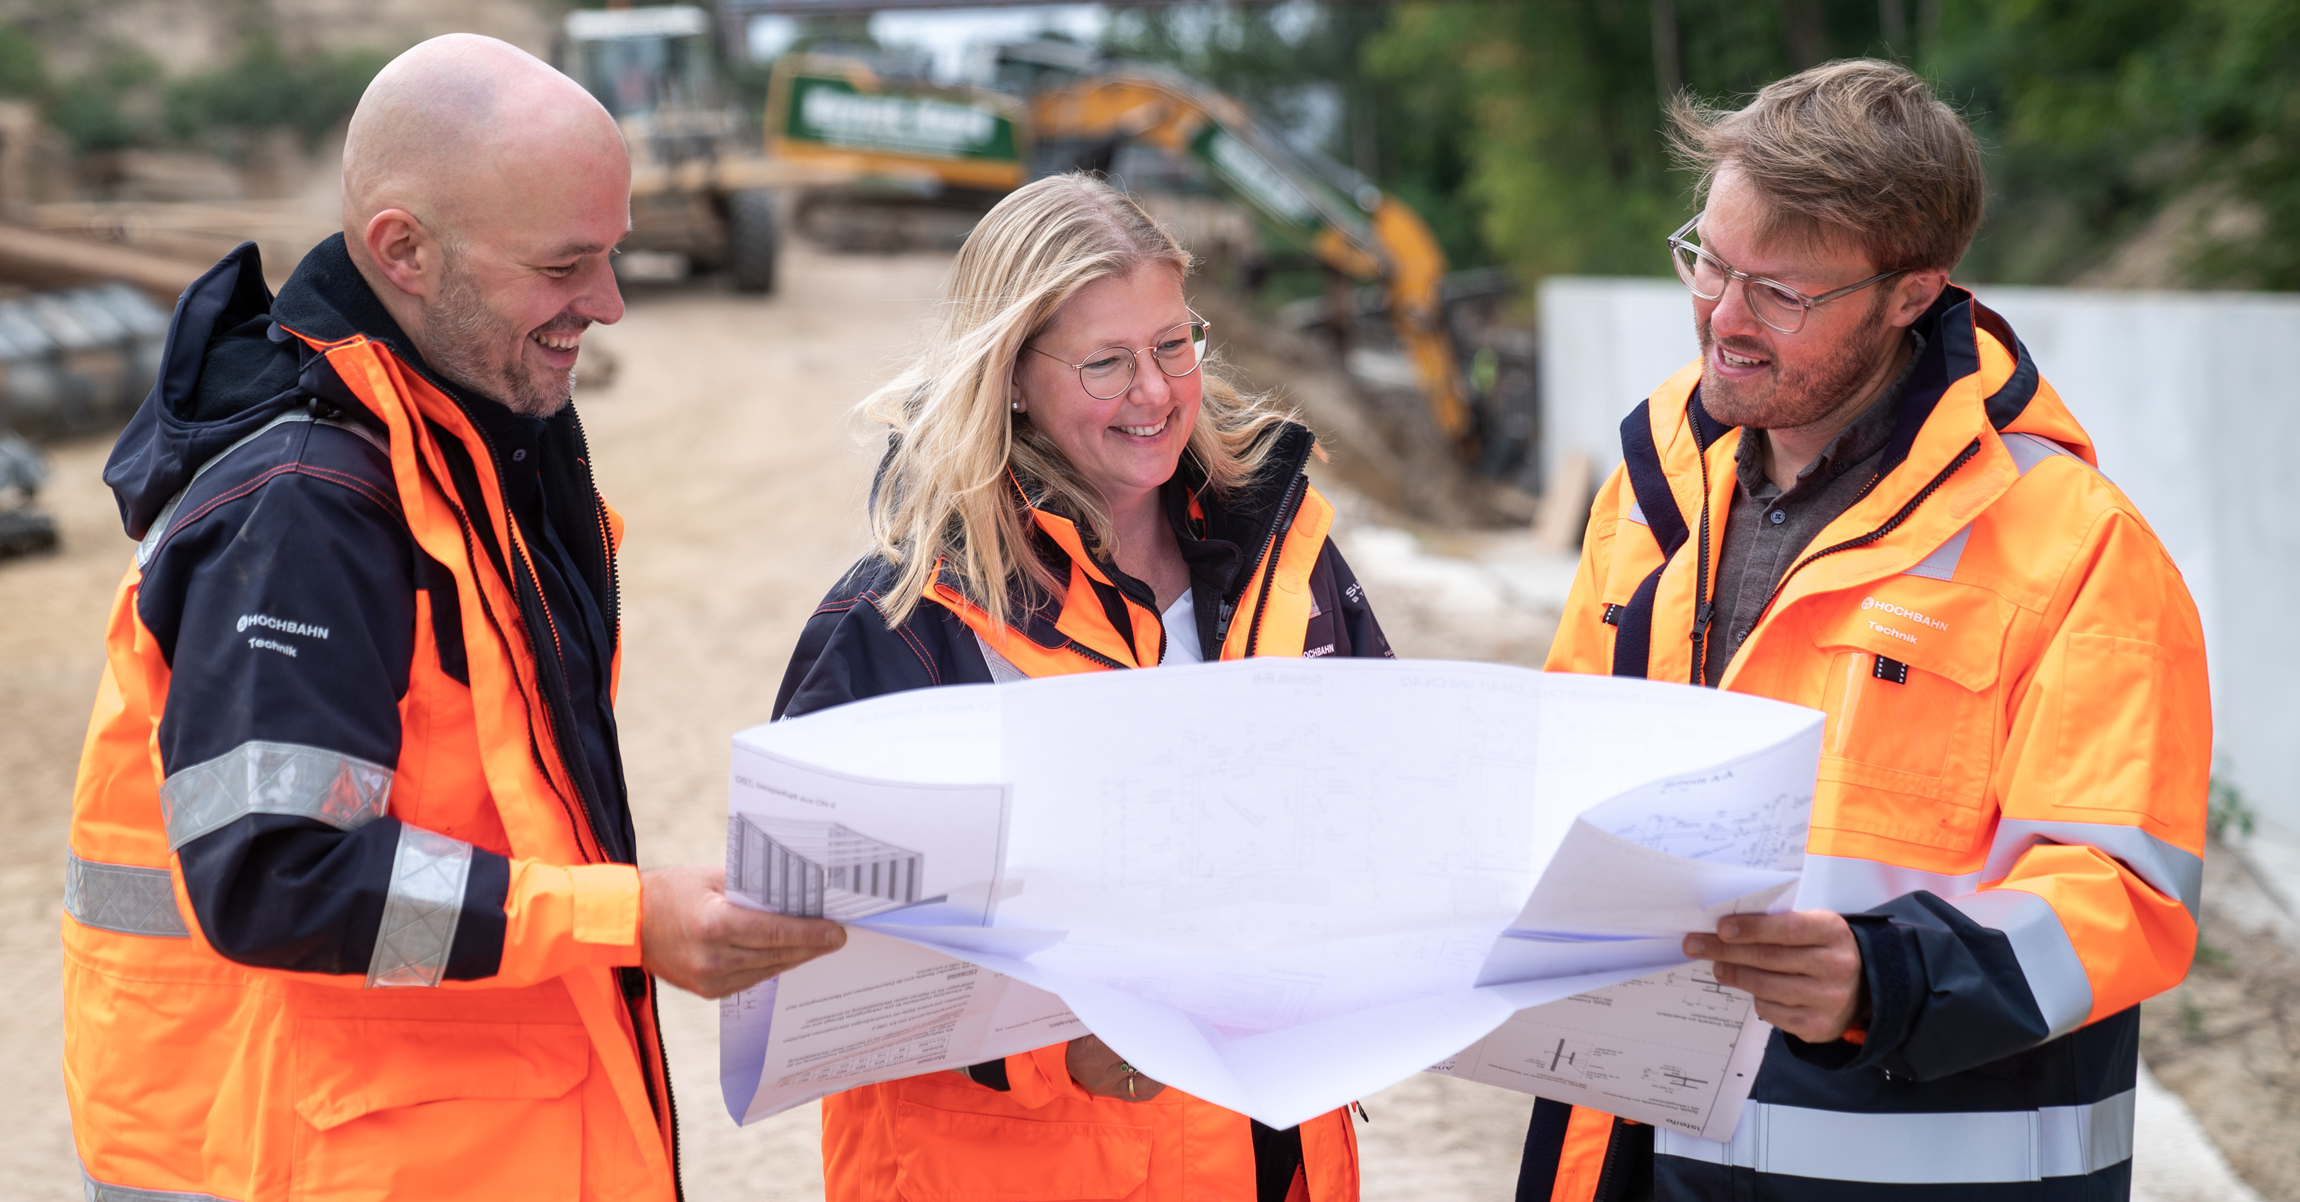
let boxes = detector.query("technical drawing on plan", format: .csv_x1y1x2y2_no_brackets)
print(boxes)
728,814,929,921
1433,965,1770,1139
1601,787,1809,870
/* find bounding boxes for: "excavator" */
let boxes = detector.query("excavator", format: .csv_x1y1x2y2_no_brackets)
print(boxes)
764,46,1490,463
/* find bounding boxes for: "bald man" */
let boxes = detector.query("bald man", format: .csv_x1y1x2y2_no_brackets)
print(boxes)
65,35,839,1201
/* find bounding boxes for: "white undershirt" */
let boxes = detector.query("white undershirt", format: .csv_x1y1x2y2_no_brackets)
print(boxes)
1160,591,1204,664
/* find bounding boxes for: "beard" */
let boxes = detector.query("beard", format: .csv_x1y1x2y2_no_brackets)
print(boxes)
1697,289,1898,431
425,251,576,418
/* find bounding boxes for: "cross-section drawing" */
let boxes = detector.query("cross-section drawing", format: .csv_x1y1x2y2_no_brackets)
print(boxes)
729,815,925,920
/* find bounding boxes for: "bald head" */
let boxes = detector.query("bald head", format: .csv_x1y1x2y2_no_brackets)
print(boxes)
341,34,629,416
345,34,624,244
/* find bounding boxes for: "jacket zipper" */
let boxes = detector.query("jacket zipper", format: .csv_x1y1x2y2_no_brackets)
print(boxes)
415,452,604,863
554,408,677,1198
432,421,678,1192
1737,437,1984,648
1063,639,1130,671
1690,435,1717,685
1216,473,1307,652
1592,1118,1633,1201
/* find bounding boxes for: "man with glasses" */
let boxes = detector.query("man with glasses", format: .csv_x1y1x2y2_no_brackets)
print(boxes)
1527,59,2209,1201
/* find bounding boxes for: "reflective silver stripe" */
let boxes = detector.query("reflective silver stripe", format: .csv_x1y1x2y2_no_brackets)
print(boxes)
1987,819,2204,918
1658,1089,2135,1183
62,849,189,938
1623,495,1648,527
1798,853,1979,913
366,825,472,988
81,1162,230,1201
1804,818,2202,922
159,741,392,850
2002,431,2077,476
1901,523,1972,581
1951,887,2095,1037
136,408,317,569
972,632,1029,684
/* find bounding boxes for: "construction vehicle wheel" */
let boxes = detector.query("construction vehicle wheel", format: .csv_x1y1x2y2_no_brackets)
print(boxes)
728,190,779,294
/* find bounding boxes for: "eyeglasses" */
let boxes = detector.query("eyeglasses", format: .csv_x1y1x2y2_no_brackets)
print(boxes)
1024,318,1211,401
1668,216,1902,335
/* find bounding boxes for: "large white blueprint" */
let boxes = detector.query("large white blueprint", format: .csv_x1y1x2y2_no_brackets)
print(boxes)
720,659,1820,1133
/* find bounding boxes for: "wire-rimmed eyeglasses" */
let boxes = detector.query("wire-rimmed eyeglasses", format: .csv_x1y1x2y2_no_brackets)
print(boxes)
1668,216,1902,335
1024,317,1211,401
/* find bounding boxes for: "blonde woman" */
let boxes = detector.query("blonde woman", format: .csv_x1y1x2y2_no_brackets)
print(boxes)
774,174,1389,1201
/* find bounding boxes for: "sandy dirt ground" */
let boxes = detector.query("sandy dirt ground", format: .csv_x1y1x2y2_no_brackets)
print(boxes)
4,240,2288,1201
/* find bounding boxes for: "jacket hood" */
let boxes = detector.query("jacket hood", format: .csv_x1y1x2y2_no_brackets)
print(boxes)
104,234,445,540
103,242,304,539
1964,292,2096,463
1891,283,2096,468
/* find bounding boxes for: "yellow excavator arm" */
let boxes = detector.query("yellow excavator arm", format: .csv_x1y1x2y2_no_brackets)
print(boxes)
1033,68,1472,441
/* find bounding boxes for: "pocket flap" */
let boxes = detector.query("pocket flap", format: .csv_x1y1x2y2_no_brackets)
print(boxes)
1813,581,2006,692
294,1019,589,1131
893,1099,1153,1201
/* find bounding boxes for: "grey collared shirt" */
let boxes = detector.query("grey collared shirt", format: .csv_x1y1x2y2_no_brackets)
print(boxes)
1700,332,1924,685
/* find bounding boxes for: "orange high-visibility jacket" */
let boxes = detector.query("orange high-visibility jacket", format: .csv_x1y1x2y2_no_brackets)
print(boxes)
1529,288,2209,1200
776,424,1378,1202
63,240,677,1201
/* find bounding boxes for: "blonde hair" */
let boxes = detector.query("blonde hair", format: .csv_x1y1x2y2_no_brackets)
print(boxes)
860,173,1294,630
1669,59,1985,272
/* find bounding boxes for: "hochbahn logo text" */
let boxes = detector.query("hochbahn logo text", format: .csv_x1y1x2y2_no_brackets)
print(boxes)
1861,596,1947,631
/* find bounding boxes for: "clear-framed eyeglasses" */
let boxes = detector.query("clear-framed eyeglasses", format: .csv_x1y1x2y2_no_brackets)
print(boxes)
1667,216,1902,335
1025,317,1211,401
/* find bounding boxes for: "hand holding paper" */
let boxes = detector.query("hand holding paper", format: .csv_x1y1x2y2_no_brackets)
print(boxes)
641,865,847,999
1687,910,1867,1043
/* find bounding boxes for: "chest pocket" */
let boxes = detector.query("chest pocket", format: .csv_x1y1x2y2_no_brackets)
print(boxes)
1808,583,2008,852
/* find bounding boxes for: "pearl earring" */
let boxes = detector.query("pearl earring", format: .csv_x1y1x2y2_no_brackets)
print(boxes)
1011,400,1024,413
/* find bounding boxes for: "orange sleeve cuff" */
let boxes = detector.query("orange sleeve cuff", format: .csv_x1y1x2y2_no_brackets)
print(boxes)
491,860,644,985
569,862,644,963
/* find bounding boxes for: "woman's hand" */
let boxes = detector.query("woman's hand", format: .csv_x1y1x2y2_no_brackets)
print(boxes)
1066,1035,1165,1102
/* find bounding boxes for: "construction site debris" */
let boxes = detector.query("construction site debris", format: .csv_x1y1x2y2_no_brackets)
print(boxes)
0,223,209,303
0,430,57,559
0,283,170,438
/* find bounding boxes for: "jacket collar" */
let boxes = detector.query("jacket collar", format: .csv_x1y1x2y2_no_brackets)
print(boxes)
939,422,1320,662
1634,286,2096,684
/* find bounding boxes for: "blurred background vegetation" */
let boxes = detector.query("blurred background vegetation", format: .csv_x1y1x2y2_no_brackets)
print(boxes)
1114,0,2300,291
0,22,382,155
3,0,2296,289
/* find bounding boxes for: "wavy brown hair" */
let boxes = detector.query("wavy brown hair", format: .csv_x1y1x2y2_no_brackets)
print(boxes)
860,173,1296,629
1669,59,1985,272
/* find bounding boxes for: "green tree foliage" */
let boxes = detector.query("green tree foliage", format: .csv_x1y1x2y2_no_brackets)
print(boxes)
49,46,163,152
166,34,389,147
1364,0,2300,289
0,22,45,99
1369,1,1921,280
1937,0,2300,287
3,23,387,154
